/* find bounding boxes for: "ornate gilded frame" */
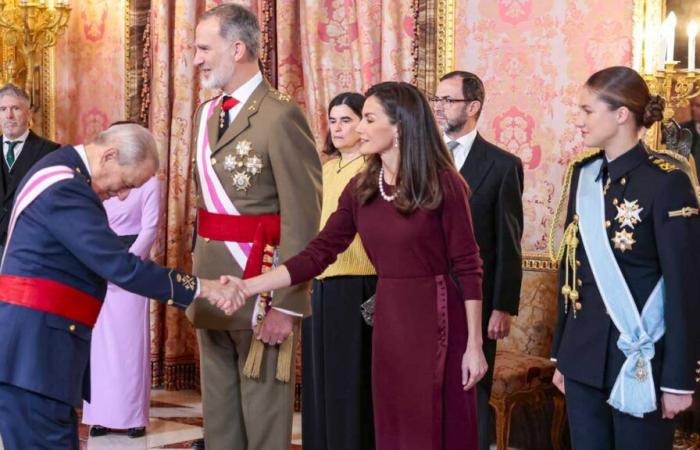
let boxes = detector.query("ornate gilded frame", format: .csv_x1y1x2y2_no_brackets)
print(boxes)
432,0,557,271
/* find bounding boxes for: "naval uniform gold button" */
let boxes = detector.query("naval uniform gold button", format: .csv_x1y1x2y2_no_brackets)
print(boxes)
167,299,174,305
576,260,581,268
620,177,627,185
605,220,611,228
575,302,582,311
69,325,76,332
577,279,582,287
211,157,217,165
612,198,619,205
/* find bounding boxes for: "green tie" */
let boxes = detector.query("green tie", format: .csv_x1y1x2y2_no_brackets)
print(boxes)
5,140,21,169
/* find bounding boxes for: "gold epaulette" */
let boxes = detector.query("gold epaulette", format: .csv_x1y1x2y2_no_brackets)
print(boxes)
650,156,677,172
572,148,605,166
269,88,292,103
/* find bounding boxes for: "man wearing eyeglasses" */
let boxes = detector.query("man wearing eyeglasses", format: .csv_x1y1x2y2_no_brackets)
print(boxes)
432,71,524,450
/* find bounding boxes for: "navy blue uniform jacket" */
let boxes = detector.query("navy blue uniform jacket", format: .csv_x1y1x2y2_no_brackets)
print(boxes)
0,146,198,407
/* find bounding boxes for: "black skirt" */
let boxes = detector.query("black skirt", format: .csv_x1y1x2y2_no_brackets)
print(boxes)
302,275,378,450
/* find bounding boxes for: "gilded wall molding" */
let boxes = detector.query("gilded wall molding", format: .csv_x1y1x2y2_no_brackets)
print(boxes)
435,0,455,77
40,49,56,139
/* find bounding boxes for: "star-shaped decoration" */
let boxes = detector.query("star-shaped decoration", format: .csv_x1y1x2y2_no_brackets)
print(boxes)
246,155,263,175
232,171,251,191
224,154,236,172
236,140,253,157
615,199,643,229
611,229,636,252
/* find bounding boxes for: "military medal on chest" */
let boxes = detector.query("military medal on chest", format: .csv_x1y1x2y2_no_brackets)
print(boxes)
611,198,643,252
223,140,264,191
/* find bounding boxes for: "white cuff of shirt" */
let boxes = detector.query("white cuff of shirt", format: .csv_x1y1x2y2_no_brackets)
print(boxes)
195,278,201,297
660,387,695,394
272,306,302,317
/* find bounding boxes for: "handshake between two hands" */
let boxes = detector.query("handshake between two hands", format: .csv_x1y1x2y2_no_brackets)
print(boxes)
199,276,250,316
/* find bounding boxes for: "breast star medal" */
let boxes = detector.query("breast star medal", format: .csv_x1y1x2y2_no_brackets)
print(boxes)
612,229,636,252
615,199,644,229
222,140,263,191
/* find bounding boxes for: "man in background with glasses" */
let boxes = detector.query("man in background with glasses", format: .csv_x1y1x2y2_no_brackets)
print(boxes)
432,71,524,450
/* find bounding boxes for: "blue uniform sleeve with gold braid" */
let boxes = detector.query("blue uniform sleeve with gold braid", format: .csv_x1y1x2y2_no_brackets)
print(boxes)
653,170,700,392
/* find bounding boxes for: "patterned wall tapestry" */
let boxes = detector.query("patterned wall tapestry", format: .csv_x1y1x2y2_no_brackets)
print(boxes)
277,0,417,144
453,0,633,254
54,0,127,144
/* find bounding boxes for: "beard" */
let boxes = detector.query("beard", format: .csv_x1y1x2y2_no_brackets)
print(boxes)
200,59,235,91
443,114,468,135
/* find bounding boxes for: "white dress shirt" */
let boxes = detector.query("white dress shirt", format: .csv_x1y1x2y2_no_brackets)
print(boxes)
444,128,477,171
223,71,263,125
3,129,30,165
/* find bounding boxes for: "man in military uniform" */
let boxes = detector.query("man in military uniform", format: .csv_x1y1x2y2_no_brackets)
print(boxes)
0,83,60,253
0,123,242,449
186,5,321,450
551,143,700,449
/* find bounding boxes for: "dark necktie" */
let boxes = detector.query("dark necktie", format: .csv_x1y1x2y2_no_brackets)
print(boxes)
446,140,460,163
218,95,240,140
5,140,21,170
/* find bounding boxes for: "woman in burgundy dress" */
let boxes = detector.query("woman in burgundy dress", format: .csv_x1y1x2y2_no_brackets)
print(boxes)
230,81,486,449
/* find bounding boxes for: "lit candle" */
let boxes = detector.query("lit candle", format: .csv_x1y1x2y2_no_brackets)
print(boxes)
657,22,666,71
665,12,677,62
689,20,698,71
646,24,658,74
633,23,643,72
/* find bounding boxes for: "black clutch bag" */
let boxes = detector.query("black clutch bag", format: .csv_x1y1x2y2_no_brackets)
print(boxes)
360,294,375,327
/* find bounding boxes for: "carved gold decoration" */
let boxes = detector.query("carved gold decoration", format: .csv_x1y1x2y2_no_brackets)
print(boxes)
0,0,69,137
633,0,700,148
435,0,455,77
0,0,70,102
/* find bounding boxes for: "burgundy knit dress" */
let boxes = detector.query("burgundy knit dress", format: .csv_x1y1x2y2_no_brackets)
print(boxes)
285,170,483,450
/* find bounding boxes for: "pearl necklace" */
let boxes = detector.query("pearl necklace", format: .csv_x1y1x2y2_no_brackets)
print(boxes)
378,167,397,202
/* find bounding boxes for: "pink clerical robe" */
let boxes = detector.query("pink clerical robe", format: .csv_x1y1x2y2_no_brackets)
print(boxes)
82,177,161,429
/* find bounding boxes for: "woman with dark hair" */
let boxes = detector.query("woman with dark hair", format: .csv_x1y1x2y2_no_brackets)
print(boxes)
302,92,377,450
224,81,487,449
550,66,700,450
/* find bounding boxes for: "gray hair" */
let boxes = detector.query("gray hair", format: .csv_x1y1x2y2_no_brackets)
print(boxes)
91,123,160,171
200,4,260,60
0,83,30,105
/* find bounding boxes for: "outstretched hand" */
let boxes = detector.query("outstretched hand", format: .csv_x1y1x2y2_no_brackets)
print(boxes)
198,277,249,315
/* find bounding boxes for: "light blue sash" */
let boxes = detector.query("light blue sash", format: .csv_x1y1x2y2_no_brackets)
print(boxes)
576,159,665,417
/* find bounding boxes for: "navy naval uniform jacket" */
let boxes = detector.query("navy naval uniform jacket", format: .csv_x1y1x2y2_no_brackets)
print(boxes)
551,143,700,395
0,146,198,408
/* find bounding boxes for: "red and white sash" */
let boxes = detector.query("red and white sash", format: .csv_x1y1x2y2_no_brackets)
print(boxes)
195,97,253,271
1,166,75,270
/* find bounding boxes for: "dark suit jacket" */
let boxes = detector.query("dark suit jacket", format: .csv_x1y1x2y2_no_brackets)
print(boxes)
680,120,700,178
0,130,60,244
0,146,198,406
456,133,523,392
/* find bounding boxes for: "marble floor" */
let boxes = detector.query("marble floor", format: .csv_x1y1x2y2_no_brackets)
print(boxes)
0,389,302,450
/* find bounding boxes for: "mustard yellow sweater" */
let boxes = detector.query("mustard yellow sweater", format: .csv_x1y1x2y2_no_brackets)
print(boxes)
317,156,376,279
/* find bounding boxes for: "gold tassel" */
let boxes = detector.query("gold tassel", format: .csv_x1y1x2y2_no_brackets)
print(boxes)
243,244,290,381
243,325,266,379
275,324,297,382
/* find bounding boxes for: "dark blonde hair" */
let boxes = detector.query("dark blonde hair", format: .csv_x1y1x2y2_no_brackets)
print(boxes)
354,82,458,215
585,66,664,128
